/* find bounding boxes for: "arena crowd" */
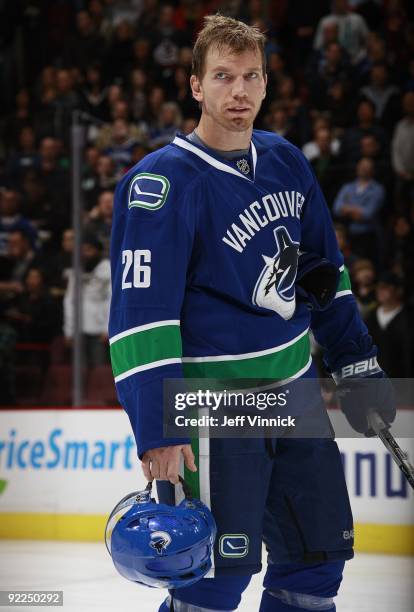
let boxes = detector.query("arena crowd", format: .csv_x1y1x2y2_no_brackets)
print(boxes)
0,0,413,405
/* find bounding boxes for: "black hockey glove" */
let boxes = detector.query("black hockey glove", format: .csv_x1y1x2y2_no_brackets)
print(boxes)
296,252,339,311
332,360,396,436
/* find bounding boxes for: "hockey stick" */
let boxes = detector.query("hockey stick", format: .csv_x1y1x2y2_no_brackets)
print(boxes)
368,412,414,491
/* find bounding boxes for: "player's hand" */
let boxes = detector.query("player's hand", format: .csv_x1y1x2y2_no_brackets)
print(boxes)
334,368,396,436
141,444,197,484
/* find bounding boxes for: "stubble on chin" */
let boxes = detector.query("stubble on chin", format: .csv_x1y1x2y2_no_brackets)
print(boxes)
229,117,252,131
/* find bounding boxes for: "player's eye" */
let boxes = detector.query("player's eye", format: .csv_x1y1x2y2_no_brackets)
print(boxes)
247,72,259,79
214,72,228,80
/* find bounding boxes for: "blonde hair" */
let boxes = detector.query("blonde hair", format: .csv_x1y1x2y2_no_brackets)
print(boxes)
192,14,266,79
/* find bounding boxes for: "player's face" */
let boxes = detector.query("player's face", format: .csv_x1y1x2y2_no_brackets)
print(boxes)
191,46,267,134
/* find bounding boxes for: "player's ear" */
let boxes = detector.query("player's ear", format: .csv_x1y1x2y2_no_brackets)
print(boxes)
190,75,203,103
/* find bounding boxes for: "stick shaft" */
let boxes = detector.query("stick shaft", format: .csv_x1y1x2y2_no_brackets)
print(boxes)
368,412,414,491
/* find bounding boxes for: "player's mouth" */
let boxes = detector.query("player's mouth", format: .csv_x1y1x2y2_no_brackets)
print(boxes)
227,106,250,114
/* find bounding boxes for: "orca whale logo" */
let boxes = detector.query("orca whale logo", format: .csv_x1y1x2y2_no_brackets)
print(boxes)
252,226,299,320
150,531,172,554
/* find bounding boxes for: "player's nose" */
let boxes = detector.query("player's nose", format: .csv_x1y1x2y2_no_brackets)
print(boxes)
231,76,248,98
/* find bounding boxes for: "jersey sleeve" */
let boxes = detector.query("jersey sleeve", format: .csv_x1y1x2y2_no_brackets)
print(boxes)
109,163,196,458
287,145,377,371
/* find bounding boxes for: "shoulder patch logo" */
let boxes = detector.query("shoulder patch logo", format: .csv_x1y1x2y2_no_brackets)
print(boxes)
128,173,170,211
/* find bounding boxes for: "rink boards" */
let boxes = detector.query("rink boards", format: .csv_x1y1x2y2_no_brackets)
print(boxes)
0,409,413,555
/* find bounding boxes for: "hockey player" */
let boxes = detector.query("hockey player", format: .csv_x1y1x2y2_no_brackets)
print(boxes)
109,15,395,612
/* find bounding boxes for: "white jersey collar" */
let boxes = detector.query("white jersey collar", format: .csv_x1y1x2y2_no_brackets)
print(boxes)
172,134,257,182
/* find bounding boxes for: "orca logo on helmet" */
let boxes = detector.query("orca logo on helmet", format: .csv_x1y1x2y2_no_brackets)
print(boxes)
150,531,172,554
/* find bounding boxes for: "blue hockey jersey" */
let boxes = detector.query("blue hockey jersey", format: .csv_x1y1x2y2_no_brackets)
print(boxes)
109,130,372,457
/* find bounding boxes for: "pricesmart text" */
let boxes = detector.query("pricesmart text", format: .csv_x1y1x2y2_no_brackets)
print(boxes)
0,429,135,470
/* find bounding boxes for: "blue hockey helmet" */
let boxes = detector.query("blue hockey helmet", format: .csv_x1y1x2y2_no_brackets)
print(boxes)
105,478,216,589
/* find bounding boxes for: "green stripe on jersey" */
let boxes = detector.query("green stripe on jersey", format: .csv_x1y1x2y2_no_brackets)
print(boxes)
183,332,310,379
110,324,182,378
337,267,351,292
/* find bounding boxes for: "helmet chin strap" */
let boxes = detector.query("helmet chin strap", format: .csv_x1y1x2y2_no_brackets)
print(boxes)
144,476,193,501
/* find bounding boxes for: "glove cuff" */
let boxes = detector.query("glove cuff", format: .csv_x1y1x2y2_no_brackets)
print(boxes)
332,356,382,385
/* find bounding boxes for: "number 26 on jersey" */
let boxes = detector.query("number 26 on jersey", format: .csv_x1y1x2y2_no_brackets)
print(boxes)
122,249,151,289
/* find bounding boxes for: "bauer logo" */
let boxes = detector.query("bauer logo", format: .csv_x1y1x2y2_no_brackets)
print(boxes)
343,529,354,540
128,173,170,211
219,534,249,558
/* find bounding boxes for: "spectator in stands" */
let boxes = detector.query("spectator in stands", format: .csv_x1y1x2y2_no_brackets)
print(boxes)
88,0,113,43
5,126,38,188
302,116,340,161
179,46,193,71
360,63,400,133
130,37,154,80
84,190,113,257
149,102,182,149
0,230,41,303
340,99,388,163
350,258,377,320
0,190,38,257
81,146,101,210
45,227,74,297
334,223,358,270
172,66,197,119
324,80,354,129
265,51,288,104
136,0,159,36
103,118,139,172
313,0,369,65
366,273,412,378
310,126,342,207
285,0,332,63
2,88,32,152
273,76,310,145
107,20,134,81
144,86,166,129
52,69,81,145
63,236,111,368
359,133,393,193
37,137,70,229
95,154,118,191
152,4,187,73
79,63,109,122
392,92,414,207
355,33,388,87
109,0,144,27
333,157,385,261
267,103,298,143
33,79,58,142
4,267,61,345
94,99,147,150
106,84,124,109
20,170,53,239
384,215,414,301
308,41,352,109
63,10,106,71
128,68,148,121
